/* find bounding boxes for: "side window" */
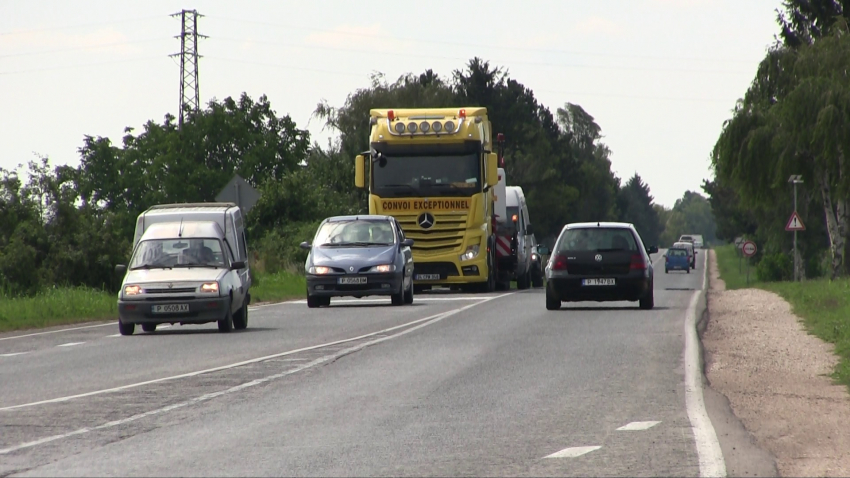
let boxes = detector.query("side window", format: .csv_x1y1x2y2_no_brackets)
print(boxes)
395,220,405,241
224,241,234,264
240,231,248,261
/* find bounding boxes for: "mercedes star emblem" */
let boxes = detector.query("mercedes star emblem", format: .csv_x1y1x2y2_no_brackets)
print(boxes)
418,212,435,229
594,254,603,262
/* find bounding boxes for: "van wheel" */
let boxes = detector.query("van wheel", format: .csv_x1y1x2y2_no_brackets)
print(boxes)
141,323,157,333
233,305,248,330
118,320,135,336
218,303,234,332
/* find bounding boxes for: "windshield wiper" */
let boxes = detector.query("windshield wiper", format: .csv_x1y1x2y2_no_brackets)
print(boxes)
130,264,173,271
173,264,221,269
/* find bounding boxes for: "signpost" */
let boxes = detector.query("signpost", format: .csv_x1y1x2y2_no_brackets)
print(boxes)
788,175,804,281
734,236,744,272
741,240,757,285
215,174,261,215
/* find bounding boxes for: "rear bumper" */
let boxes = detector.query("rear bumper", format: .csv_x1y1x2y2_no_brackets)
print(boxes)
307,272,403,297
666,261,689,270
546,275,651,302
118,296,229,325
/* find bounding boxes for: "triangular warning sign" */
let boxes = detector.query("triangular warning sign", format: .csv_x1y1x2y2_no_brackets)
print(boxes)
785,211,806,231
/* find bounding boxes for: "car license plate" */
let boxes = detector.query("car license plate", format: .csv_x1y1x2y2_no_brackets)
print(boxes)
582,278,615,286
415,274,440,281
338,276,367,285
152,304,189,313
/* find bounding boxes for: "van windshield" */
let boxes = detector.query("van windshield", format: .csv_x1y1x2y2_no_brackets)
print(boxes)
130,238,226,269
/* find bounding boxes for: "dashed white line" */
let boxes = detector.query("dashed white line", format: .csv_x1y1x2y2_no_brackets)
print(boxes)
545,446,602,458
617,420,661,431
0,352,28,357
56,342,84,347
106,334,121,338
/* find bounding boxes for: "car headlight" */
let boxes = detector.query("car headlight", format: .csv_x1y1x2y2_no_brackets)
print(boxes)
124,285,141,296
532,253,539,261
308,266,332,275
460,244,480,261
200,282,219,293
369,264,395,273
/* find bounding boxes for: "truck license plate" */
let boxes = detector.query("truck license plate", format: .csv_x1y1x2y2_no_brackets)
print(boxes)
152,304,189,313
582,278,615,286
338,276,367,285
415,274,440,281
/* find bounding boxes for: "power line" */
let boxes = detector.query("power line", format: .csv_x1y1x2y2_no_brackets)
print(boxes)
0,38,169,59
203,56,370,78
0,56,164,75
169,10,206,127
0,15,163,36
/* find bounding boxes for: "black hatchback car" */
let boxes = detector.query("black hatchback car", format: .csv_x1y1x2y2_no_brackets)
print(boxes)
301,215,414,308
544,222,658,310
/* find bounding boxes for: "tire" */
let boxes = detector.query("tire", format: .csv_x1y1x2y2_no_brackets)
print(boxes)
531,266,543,288
639,286,654,310
233,304,248,330
218,301,234,332
403,276,414,304
665,268,668,274
545,286,561,310
118,320,135,336
141,323,157,333
391,283,404,306
687,268,690,274
517,270,530,290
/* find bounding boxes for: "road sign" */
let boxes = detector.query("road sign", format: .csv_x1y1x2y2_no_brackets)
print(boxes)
785,211,806,231
216,174,261,215
741,240,757,257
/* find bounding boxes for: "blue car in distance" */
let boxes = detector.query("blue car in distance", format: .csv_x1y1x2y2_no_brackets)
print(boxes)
665,247,690,273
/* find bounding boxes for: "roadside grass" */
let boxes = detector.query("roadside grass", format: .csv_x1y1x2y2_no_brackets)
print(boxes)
714,243,850,388
0,269,306,334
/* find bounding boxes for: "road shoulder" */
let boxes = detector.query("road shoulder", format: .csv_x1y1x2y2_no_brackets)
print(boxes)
701,249,850,477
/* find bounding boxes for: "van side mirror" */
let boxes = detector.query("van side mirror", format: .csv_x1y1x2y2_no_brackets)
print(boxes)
115,264,127,275
401,238,414,247
231,261,246,270
647,245,659,254
300,241,312,250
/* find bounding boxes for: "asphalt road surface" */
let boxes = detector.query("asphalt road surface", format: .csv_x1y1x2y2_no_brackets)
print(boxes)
0,251,724,477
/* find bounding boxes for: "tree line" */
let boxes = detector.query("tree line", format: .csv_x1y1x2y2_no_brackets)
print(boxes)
0,58,715,297
708,0,850,281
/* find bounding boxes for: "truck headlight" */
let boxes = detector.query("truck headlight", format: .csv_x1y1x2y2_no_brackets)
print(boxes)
124,285,141,296
200,282,219,293
369,264,395,273
460,244,480,261
308,266,332,275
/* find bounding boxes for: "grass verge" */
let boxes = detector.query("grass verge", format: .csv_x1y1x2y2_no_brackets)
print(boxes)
0,270,306,334
714,243,850,387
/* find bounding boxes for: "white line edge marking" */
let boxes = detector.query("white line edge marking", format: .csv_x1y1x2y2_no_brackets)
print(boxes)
616,420,661,431
0,292,515,412
545,446,601,458
0,352,28,357
56,342,84,347
0,292,515,454
0,322,116,341
685,251,725,477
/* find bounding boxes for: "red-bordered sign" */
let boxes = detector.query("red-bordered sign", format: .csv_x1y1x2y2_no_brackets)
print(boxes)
741,241,757,257
785,211,806,231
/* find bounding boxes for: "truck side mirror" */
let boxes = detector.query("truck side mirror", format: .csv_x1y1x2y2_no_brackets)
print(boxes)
355,155,366,189
486,153,498,188
115,264,127,275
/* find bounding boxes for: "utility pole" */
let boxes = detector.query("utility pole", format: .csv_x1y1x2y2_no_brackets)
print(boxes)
788,175,804,281
170,9,206,127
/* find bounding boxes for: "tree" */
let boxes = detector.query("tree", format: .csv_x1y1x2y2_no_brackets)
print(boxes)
777,0,848,48
617,174,661,246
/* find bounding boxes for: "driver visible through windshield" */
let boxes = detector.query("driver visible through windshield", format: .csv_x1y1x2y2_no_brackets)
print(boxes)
314,220,396,247
130,238,226,270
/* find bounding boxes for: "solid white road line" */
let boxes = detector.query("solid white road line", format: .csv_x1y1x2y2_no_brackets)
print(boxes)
685,252,725,477
56,342,84,348
616,421,661,431
0,292,515,455
0,292,515,412
0,322,115,342
0,352,28,357
545,446,602,458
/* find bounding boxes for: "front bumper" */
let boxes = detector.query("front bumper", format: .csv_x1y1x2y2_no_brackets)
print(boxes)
411,252,488,286
118,295,229,325
307,271,403,297
546,272,651,302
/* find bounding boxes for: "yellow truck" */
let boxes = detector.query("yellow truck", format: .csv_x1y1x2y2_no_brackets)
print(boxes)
354,107,506,293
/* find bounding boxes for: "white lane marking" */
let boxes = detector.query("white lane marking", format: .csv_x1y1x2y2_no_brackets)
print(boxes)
288,296,492,304
0,322,115,342
617,421,661,431
0,292,515,412
685,252,726,477
545,446,601,458
157,325,171,329
106,334,121,338
0,352,28,357
57,342,84,347
0,292,514,455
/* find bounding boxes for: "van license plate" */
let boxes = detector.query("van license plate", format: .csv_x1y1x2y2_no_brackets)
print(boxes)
582,278,615,286
415,274,440,280
338,276,366,285
152,304,189,313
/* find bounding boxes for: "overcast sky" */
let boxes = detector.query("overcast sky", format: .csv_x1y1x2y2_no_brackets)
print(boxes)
1,0,784,208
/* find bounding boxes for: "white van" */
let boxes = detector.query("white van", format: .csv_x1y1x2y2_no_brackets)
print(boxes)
494,186,535,289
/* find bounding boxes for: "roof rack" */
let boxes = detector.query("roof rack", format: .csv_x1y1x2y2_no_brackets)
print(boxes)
147,202,237,210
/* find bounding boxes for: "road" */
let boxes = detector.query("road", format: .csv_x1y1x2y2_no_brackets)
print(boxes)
0,251,721,477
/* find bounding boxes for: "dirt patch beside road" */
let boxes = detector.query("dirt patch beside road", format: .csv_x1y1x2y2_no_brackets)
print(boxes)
703,249,850,477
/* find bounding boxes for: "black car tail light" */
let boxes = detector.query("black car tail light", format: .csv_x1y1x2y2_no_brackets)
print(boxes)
630,254,646,270
552,254,569,271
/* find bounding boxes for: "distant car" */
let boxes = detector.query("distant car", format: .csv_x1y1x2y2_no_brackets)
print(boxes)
301,215,414,308
664,247,690,273
679,234,705,249
672,241,696,269
544,222,658,310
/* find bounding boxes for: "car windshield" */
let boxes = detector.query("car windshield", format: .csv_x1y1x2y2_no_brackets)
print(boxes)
130,238,226,269
314,220,396,247
371,153,481,198
668,248,688,257
555,227,638,252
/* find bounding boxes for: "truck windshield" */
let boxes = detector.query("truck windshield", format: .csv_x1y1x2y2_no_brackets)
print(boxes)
130,238,226,269
372,153,481,197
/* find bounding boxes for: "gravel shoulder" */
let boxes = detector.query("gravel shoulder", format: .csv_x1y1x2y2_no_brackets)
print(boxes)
703,249,850,477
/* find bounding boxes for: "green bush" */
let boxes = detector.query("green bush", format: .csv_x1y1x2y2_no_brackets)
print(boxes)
756,252,793,282
251,220,321,274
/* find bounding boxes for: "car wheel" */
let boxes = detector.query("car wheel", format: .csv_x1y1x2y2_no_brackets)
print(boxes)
218,301,234,332
141,323,157,333
403,276,414,304
545,286,561,310
665,268,668,274
118,320,135,336
639,286,654,310
307,295,321,308
321,296,331,307
517,270,530,290
391,282,405,306
233,304,248,330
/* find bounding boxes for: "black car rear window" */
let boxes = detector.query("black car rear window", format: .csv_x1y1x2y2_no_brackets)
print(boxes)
556,227,638,252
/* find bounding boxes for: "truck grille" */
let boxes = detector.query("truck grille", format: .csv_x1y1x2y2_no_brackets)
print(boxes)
396,212,468,255
414,262,459,277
